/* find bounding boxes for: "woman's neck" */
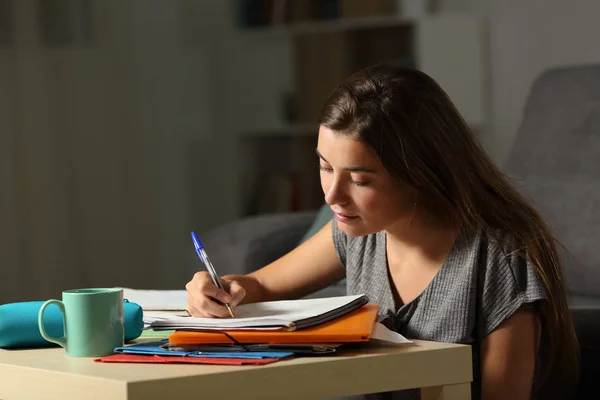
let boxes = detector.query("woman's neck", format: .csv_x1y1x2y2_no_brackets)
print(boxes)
384,211,461,261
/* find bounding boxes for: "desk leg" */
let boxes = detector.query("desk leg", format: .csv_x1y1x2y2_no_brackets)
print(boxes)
421,383,470,400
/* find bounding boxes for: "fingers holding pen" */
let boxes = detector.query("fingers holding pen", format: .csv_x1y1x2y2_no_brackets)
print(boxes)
185,272,241,318
222,279,246,308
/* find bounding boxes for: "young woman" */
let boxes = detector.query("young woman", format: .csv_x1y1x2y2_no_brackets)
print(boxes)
185,64,579,400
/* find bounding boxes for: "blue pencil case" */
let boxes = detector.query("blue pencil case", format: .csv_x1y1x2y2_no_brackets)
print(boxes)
0,300,144,349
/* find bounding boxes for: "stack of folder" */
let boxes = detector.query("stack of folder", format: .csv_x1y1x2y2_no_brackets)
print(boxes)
96,294,385,366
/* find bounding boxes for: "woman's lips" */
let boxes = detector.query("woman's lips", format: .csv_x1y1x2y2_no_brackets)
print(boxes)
334,213,358,223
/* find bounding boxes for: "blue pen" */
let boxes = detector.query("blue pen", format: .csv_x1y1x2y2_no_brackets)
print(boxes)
191,232,236,318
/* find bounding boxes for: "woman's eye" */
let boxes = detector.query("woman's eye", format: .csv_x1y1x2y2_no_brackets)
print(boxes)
319,165,370,186
351,179,370,187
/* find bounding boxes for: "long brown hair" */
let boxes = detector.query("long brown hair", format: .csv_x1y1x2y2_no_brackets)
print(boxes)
319,63,579,398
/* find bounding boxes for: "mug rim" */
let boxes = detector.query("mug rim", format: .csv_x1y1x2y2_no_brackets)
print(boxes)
63,288,123,295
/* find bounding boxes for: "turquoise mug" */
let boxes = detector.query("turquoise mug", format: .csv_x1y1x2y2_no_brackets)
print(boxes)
38,288,124,357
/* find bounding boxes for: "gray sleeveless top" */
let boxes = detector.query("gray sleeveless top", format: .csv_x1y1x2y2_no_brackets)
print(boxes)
331,220,547,400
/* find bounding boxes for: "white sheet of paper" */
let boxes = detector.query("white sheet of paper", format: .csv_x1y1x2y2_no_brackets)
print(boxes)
121,288,188,311
370,322,412,343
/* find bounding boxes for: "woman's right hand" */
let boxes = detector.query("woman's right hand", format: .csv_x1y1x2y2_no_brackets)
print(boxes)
185,271,247,318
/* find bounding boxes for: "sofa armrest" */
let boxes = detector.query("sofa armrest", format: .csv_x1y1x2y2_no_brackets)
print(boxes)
188,211,317,277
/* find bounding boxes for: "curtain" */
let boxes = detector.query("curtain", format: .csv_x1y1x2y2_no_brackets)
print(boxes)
0,0,198,303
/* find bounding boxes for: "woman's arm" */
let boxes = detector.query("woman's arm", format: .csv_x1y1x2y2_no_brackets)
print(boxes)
221,220,345,304
480,308,539,400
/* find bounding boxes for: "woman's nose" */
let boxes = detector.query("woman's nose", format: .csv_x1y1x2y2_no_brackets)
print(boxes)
324,178,348,206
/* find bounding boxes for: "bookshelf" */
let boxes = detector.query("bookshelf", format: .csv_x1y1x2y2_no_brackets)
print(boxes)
237,129,323,217
237,14,415,37
232,1,487,217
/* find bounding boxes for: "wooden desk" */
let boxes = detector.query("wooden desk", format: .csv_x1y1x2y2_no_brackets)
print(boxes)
0,340,472,400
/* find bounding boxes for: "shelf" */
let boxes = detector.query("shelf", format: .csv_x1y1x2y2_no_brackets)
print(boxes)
237,14,416,37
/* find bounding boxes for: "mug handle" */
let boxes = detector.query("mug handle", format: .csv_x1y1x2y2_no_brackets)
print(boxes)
38,299,67,348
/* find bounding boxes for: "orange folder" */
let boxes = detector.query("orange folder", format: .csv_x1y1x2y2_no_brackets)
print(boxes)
168,304,379,345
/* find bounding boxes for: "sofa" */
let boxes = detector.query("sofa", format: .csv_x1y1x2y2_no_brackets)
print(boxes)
193,64,600,396
503,64,600,398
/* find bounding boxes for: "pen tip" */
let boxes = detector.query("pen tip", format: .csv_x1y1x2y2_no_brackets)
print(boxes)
226,305,236,318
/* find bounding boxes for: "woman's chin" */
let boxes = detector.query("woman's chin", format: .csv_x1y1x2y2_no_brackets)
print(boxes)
337,220,371,237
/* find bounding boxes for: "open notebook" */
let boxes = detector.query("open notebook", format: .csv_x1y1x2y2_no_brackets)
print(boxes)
148,294,369,331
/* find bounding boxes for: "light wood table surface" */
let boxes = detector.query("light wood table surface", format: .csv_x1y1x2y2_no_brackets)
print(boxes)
0,340,472,400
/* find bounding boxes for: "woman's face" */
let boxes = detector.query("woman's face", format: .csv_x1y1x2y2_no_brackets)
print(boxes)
317,125,417,237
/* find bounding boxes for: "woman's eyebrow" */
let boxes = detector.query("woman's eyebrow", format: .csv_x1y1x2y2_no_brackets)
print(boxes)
315,148,328,162
315,148,377,173
345,166,377,173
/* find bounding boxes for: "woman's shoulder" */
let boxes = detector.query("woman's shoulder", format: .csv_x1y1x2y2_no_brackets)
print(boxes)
459,226,523,260
469,227,548,337
453,227,541,287
481,228,529,265
465,226,547,297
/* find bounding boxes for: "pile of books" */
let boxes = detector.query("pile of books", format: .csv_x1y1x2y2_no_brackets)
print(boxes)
95,291,409,366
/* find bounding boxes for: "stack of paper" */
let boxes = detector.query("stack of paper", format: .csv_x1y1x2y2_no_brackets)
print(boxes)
121,288,187,311
149,294,370,331
168,303,412,345
97,291,411,365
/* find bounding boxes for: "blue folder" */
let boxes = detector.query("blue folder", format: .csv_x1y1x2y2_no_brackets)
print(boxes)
114,340,293,359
